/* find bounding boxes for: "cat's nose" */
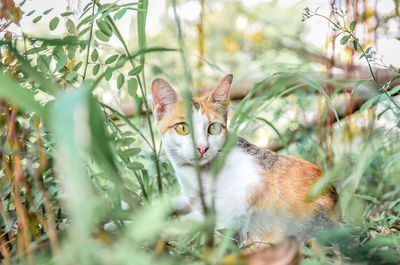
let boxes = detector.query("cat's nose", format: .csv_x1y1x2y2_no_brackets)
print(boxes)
197,146,209,156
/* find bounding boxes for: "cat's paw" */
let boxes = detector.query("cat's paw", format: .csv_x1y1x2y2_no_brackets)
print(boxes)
169,195,194,217
234,229,248,248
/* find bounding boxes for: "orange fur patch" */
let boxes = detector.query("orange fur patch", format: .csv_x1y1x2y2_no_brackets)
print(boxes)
158,100,184,135
248,155,337,219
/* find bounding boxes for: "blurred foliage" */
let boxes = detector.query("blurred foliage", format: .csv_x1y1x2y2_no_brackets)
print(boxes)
0,0,400,265
145,1,314,90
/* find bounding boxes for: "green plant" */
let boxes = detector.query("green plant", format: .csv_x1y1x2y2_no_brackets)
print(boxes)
0,1,399,265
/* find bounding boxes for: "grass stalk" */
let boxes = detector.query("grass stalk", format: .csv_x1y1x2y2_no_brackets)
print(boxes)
82,0,96,80
171,0,214,248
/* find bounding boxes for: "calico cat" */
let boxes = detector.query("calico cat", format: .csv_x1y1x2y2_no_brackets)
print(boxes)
151,74,337,247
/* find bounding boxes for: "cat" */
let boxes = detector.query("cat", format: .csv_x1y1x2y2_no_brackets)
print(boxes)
151,74,337,247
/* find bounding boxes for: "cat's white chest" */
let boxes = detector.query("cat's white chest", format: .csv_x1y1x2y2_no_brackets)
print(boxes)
174,147,262,230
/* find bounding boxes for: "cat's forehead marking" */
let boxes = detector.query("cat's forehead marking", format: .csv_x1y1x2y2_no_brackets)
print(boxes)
191,99,200,110
157,97,226,135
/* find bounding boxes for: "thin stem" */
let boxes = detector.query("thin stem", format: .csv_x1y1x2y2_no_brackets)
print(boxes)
135,171,148,200
171,0,208,216
82,0,96,80
171,0,215,248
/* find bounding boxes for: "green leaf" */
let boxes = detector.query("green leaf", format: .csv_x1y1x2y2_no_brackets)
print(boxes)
74,61,83,71
61,11,74,17
120,137,135,146
298,74,340,123
353,40,358,51
77,14,93,29
128,78,138,97
91,49,99,62
67,45,77,59
77,26,90,38
26,10,35,16
92,64,100,75
65,71,78,81
377,106,391,120
365,47,373,55
26,46,46,55
340,35,351,45
113,8,128,20
63,35,78,44
128,162,144,170
33,15,42,23
82,2,92,14
350,21,356,31
105,55,118,64
387,76,400,90
352,78,372,94
116,137,136,149
122,131,136,137
0,72,47,119
6,46,60,95
37,55,51,72
115,55,127,69
360,47,373,59
43,8,53,15
79,41,87,51
95,30,110,42
105,68,113,81
55,55,68,72
52,46,64,59
96,20,113,37
49,17,60,31
117,74,125,89
389,85,400,96
66,19,75,34
128,65,144,76
359,96,378,113
378,93,390,103
119,148,141,157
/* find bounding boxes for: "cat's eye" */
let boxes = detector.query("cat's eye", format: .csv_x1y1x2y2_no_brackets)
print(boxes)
174,123,190,135
208,122,222,135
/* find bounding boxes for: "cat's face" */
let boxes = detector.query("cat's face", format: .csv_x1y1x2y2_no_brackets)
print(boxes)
152,75,232,167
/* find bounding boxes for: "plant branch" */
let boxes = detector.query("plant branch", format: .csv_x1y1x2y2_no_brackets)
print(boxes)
97,1,163,194
306,9,400,111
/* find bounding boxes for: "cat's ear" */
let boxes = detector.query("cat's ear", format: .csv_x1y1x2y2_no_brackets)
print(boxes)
207,74,232,108
152,78,178,120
